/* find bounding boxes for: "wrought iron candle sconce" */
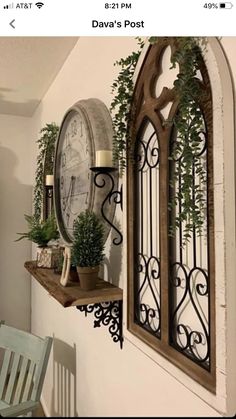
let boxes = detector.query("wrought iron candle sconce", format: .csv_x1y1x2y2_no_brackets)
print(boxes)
90,166,123,245
45,185,53,219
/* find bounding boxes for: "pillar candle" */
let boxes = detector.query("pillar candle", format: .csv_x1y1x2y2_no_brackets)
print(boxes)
95,150,113,167
45,175,54,186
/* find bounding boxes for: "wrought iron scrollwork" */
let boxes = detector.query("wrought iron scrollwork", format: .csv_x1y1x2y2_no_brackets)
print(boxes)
169,263,210,368
134,124,161,338
135,253,160,335
77,301,123,348
90,167,123,245
169,105,210,370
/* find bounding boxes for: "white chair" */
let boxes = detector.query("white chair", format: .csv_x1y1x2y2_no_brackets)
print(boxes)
0,321,52,417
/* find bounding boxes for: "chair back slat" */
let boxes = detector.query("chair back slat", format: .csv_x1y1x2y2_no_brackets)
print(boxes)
0,349,11,399
12,357,29,405
4,353,21,404
0,322,52,416
21,361,36,403
31,337,52,401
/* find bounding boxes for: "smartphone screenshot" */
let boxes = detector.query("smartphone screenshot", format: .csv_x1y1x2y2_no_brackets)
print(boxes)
0,1,235,418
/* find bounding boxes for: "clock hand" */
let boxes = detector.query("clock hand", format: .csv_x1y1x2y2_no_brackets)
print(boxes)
65,176,76,226
66,211,70,227
71,175,76,197
64,176,75,209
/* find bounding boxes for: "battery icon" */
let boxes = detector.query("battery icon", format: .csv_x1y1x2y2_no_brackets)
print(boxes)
219,2,233,8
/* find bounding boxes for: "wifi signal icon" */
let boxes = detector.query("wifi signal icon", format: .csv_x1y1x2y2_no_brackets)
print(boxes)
35,2,44,8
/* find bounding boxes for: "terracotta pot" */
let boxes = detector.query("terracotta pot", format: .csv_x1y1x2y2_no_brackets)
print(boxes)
76,265,99,291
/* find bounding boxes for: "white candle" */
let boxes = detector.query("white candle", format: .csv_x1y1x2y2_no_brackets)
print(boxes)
45,175,54,186
95,150,112,167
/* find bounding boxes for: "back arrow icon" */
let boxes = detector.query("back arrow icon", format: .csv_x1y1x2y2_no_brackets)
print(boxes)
9,19,15,29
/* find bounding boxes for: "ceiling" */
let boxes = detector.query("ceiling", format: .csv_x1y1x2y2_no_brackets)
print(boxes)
0,37,79,117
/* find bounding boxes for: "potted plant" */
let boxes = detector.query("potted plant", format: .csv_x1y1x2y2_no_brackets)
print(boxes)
72,210,105,291
15,214,60,268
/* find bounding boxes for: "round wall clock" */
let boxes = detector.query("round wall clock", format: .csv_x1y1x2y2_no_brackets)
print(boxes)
54,98,114,244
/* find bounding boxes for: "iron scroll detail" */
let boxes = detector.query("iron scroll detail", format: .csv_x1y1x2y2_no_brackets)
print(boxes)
90,167,123,245
77,301,123,349
133,126,161,339
169,263,210,368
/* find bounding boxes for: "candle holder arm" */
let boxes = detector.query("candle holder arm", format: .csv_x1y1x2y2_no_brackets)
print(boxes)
90,168,123,246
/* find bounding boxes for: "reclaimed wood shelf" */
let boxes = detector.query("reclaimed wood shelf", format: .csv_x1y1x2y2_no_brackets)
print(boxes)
24,261,123,308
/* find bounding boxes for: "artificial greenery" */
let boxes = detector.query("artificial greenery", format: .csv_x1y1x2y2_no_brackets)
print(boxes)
72,210,105,268
33,123,59,220
110,37,144,170
111,36,207,245
15,214,59,247
168,37,207,244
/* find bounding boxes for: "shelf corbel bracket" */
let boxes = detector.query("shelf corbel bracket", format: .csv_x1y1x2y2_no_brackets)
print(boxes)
77,300,123,349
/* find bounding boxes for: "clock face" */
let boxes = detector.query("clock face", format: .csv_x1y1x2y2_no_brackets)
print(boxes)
54,108,92,243
54,98,116,245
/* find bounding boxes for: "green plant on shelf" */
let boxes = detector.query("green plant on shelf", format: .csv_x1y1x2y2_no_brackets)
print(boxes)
72,210,105,268
15,214,59,247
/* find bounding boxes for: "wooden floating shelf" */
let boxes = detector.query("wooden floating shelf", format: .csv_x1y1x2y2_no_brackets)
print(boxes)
25,261,123,308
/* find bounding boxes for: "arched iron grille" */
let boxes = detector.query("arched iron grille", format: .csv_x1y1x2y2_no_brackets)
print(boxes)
169,109,210,370
127,38,215,392
134,122,161,337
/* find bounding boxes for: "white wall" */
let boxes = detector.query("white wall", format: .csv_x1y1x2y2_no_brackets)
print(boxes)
30,37,236,417
218,37,236,417
0,114,32,331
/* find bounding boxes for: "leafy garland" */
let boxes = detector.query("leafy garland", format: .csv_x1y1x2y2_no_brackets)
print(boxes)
111,36,207,244
110,37,144,170
33,123,59,221
168,37,207,244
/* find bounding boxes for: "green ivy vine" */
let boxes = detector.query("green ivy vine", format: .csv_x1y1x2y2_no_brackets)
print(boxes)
33,123,59,221
110,37,144,170
110,36,207,246
168,37,207,245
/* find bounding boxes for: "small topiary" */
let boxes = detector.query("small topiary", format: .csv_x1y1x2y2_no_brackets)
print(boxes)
72,210,105,268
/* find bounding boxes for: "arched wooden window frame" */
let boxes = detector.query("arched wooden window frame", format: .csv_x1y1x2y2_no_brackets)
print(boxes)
127,38,216,393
